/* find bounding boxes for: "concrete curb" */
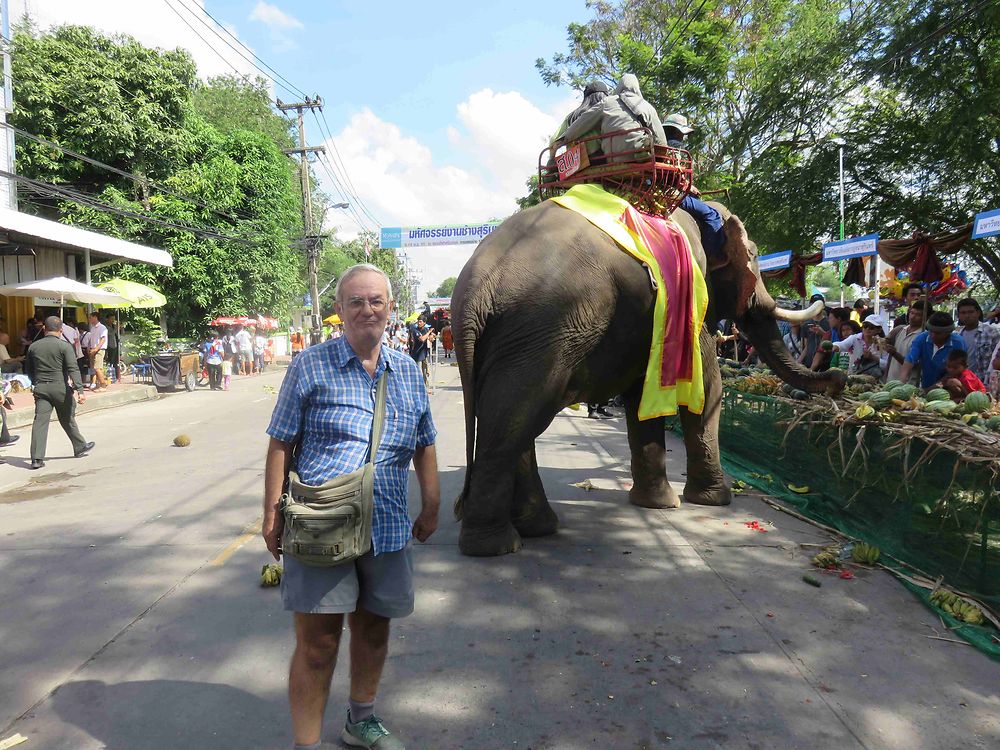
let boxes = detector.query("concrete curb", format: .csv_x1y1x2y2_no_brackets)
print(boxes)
6,386,160,429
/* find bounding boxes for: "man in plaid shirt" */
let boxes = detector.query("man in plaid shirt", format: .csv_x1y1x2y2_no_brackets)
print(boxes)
263,264,439,750
956,298,1000,384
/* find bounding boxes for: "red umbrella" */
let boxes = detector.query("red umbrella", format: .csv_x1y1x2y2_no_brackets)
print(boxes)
209,316,238,326
234,315,256,325
256,316,279,330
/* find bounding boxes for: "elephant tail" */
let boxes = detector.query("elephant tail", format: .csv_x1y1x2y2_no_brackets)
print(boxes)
453,311,480,522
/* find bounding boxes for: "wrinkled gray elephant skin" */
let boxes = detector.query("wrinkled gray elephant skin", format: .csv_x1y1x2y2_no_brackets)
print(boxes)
452,200,845,557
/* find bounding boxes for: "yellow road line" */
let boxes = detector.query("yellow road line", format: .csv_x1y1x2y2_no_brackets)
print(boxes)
210,516,263,567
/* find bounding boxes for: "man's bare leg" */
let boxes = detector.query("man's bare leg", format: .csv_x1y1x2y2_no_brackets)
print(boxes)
348,607,390,704
289,612,345,745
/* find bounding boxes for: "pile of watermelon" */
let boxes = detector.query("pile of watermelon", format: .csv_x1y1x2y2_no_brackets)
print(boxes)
853,380,1000,432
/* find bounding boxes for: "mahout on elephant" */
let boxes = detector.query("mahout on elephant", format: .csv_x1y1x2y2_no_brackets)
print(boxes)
451,198,845,557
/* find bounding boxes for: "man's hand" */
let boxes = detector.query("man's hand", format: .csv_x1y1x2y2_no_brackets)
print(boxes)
262,511,284,561
77,391,86,404
412,503,439,543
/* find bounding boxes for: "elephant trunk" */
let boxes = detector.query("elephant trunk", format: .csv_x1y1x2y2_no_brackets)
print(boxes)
739,310,847,395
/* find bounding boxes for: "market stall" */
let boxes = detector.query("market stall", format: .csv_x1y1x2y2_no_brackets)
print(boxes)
674,367,1000,658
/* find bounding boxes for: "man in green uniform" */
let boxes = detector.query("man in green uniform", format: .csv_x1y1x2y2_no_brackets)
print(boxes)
24,316,95,470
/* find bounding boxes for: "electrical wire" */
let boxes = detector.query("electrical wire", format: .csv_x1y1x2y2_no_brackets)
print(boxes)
6,171,258,245
0,122,251,225
156,0,383,228
172,0,308,100
314,150,376,233
311,110,383,228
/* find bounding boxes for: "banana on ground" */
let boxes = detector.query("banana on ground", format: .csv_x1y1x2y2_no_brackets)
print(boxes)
260,563,283,587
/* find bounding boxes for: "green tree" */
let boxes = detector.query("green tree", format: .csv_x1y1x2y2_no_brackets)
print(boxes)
192,74,295,151
536,1,1000,289
431,277,457,297
10,24,308,335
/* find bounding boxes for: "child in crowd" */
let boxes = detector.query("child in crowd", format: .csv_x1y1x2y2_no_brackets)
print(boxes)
221,358,233,391
939,349,986,402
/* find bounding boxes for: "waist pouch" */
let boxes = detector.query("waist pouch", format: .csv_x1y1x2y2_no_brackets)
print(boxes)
281,374,388,566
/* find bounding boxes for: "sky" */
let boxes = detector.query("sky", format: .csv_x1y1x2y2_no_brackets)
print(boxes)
10,0,589,297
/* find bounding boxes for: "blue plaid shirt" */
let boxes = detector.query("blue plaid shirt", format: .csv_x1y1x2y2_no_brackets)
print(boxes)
266,336,437,555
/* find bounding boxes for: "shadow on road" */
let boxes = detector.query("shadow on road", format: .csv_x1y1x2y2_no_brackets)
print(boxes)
51,679,285,750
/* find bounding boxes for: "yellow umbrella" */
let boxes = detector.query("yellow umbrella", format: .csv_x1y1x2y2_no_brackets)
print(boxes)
323,314,342,325
403,310,420,323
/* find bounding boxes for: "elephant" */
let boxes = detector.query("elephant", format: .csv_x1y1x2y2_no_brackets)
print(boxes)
451,198,846,557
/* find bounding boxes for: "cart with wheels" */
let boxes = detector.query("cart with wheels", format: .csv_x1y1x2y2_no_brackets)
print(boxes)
143,350,201,393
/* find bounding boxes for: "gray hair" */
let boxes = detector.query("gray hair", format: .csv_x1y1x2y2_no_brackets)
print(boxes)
335,263,394,302
44,315,63,332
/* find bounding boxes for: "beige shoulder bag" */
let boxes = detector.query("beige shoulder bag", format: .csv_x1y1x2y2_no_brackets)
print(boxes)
280,373,388,566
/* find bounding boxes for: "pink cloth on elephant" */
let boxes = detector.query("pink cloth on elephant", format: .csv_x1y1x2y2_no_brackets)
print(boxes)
620,207,696,386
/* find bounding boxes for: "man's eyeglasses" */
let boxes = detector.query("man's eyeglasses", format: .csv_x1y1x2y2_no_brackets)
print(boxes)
346,296,387,312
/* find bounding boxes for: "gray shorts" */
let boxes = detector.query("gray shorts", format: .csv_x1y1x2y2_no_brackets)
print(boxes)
281,544,414,619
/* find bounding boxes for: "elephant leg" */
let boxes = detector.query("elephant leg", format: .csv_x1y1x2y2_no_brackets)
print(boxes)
459,450,523,556
459,374,561,556
623,382,681,509
678,328,731,506
511,444,559,537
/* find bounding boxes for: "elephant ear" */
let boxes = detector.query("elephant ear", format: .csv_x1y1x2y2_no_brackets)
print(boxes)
718,213,758,316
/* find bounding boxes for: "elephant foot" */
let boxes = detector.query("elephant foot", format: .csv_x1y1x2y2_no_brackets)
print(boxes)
683,482,732,506
513,503,559,538
459,522,523,557
629,481,681,509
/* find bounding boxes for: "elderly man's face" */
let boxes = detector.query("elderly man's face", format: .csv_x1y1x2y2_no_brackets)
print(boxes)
335,271,392,341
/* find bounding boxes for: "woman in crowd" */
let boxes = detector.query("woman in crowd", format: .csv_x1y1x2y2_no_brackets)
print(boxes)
833,315,884,376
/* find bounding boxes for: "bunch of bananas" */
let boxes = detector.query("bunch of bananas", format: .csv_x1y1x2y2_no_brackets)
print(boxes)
850,542,881,565
732,372,783,395
930,589,984,625
260,563,283,588
811,546,841,569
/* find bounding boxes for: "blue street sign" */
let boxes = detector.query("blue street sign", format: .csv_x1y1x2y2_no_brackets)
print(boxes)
972,208,1000,239
758,250,793,271
822,233,879,262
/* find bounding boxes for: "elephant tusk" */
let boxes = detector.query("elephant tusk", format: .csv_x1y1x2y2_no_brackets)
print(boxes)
772,300,825,323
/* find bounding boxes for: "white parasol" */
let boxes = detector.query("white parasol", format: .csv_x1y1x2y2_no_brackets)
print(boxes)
0,276,130,316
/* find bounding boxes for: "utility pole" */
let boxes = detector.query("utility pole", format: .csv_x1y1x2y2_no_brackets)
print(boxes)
278,96,325,345
1,0,17,210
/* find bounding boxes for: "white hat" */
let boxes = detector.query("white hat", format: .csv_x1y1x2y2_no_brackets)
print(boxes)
662,113,694,134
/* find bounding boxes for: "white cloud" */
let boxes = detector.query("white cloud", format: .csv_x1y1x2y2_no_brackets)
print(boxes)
11,0,261,81
319,89,578,298
249,1,303,30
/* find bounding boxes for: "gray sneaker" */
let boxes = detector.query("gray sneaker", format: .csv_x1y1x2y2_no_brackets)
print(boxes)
341,712,405,749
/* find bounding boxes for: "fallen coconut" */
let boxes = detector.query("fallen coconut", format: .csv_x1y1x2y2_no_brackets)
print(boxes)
173,434,192,447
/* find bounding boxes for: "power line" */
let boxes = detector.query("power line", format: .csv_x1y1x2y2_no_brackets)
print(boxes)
156,0,383,229
311,110,383,228
172,0,307,100
314,150,376,233
0,121,251,224
7,171,258,245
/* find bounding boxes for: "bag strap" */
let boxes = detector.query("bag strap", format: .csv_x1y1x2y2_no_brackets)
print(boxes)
367,370,389,466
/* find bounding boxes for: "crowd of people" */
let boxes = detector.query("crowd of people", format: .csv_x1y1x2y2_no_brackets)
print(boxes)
3,310,121,390
719,290,1000,403
201,324,272,391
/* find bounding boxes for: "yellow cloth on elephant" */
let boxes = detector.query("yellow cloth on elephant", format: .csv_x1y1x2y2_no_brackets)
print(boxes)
551,183,708,418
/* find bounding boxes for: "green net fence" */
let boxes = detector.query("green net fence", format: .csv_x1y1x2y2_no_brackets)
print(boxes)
670,389,1000,659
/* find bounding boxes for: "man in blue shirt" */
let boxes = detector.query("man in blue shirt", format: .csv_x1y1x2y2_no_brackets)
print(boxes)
263,264,439,750
407,316,435,385
899,311,967,389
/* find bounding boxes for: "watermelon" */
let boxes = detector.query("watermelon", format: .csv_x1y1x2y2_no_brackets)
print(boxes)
882,380,903,391
963,391,991,413
869,391,894,409
925,388,951,403
986,415,1000,432
889,384,917,400
925,399,957,413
